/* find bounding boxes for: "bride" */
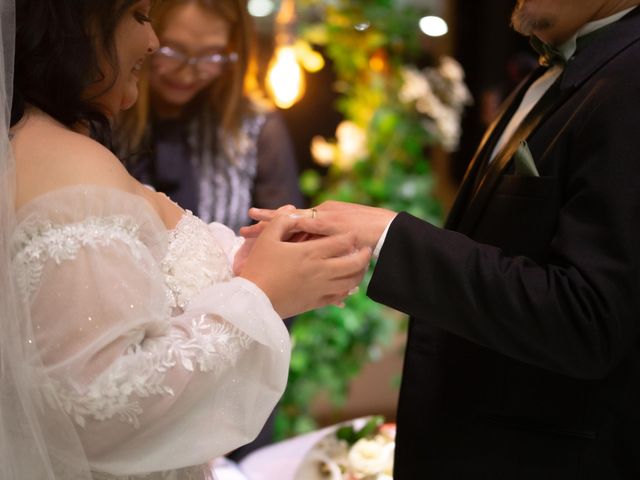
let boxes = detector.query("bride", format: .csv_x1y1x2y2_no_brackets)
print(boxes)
0,0,370,479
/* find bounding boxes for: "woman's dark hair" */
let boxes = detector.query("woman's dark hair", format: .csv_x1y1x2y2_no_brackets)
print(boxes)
11,0,138,147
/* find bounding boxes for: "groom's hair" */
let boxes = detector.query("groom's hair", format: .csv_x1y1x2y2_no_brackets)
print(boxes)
12,0,138,148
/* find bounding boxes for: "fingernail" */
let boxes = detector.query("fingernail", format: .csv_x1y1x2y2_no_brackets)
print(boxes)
348,286,359,296
289,213,301,219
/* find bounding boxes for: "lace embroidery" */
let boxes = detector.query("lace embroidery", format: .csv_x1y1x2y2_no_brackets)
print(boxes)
12,215,144,300
42,314,252,429
162,212,232,310
19,212,252,430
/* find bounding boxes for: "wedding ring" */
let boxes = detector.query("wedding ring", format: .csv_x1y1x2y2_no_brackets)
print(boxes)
310,208,318,219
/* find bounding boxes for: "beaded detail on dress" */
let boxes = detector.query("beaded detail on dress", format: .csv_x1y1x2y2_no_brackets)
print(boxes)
162,211,233,311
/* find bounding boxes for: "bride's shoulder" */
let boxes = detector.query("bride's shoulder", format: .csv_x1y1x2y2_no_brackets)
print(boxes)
12,110,136,209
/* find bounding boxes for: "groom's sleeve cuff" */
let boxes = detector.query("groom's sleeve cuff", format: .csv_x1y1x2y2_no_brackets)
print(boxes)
373,219,394,258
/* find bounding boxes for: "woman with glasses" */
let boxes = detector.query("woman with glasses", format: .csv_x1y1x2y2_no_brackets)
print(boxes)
116,0,303,234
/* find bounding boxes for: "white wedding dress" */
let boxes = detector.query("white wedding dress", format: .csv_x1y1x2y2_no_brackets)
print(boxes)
10,184,290,479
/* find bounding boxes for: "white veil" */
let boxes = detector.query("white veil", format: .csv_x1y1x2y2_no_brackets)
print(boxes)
0,0,92,478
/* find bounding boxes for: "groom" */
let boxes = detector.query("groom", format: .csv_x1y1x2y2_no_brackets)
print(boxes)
248,0,640,478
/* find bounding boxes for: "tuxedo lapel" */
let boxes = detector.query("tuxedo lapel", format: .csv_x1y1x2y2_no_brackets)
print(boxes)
444,67,545,230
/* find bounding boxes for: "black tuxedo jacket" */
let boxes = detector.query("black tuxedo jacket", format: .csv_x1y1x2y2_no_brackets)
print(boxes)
368,9,640,480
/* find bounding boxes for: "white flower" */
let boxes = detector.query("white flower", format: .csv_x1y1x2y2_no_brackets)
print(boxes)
307,436,349,480
398,58,472,152
415,85,445,118
438,55,465,82
434,109,461,152
398,66,431,104
450,81,473,109
347,437,395,477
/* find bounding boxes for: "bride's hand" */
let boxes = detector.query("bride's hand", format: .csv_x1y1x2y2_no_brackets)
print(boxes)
232,237,255,275
233,204,299,274
238,214,371,318
241,201,397,250
240,208,318,243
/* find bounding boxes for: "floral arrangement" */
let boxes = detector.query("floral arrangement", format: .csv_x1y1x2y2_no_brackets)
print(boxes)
275,0,471,439
305,417,395,480
398,57,472,153
310,55,471,171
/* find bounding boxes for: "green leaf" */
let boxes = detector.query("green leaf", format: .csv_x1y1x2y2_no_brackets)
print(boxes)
356,416,385,439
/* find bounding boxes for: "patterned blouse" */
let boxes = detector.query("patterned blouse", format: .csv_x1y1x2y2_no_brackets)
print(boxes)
128,106,303,233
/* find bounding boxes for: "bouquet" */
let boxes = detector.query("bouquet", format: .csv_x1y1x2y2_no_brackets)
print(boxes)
304,416,396,480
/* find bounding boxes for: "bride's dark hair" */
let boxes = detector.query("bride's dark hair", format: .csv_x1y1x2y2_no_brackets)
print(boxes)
11,0,138,146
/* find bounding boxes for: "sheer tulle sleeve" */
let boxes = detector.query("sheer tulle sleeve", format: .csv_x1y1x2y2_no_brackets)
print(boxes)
11,186,290,476
207,220,245,264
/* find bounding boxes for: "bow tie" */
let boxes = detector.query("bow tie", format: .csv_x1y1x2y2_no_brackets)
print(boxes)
529,36,567,67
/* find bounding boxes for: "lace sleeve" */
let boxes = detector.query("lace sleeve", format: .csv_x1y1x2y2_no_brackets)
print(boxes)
12,191,290,476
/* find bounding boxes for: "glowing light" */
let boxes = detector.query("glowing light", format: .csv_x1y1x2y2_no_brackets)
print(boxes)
419,16,448,37
370,55,385,72
295,40,325,73
248,0,275,17
336,121,367,168
311,136,335,166
266,46,306,109
369,50,387,73
300,50,325,73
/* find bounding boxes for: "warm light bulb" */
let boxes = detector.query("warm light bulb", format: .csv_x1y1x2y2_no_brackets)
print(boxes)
248,0,275,17
266,46,306,109
419,16,448,37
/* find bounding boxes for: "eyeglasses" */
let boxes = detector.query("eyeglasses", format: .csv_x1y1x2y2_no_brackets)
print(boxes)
153,45,239,78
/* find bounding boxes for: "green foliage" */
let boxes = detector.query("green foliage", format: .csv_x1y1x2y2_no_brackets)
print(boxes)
336,415,385,446
275,268,398,438
275,0,452,439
